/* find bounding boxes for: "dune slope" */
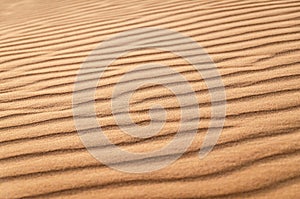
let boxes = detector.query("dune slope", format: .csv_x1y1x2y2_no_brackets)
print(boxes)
0,0,300,198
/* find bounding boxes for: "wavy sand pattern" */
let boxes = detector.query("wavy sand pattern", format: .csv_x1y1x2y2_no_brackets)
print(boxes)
0,0,300,198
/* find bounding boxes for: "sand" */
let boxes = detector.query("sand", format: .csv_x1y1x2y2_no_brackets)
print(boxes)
0,0,300,198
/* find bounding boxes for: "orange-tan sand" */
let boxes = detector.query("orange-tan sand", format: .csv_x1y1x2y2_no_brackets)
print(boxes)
0,0,300,198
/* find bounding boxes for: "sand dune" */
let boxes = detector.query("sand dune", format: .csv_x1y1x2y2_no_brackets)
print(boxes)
0,0,300,198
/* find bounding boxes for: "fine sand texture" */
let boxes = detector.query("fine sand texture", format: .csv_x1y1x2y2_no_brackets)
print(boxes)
1,0,300,198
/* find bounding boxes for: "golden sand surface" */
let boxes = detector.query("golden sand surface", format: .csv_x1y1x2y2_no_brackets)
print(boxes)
0,0,300,198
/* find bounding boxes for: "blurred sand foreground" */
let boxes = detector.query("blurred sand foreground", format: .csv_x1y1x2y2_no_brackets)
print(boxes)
0,0,300,198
